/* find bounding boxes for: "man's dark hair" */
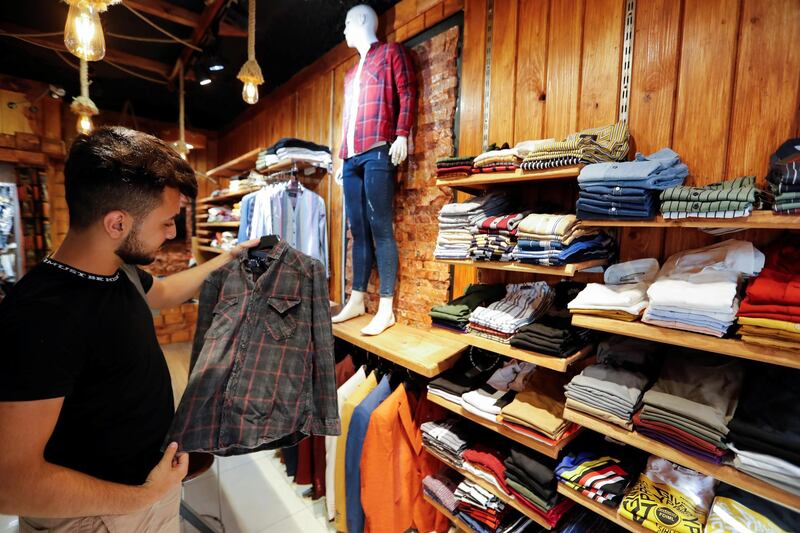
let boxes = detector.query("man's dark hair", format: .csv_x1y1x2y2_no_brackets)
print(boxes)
65,126,198,229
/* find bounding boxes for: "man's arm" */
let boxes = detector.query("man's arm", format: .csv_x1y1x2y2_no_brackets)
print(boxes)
146,240,258,310
0,399,187,517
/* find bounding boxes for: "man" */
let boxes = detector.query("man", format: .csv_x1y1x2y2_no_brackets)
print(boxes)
0,126,254,531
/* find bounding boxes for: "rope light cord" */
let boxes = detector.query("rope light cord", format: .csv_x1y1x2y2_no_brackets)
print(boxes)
122,4,202,51
80,56,89,98
177,59,187,155
0,29,181,44
104,59,169,84
247,0,255,61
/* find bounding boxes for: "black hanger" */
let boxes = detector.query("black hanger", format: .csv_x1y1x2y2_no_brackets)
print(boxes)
248,235,280,259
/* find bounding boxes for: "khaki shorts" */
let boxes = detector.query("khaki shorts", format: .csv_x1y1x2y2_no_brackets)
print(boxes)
19,487,180,533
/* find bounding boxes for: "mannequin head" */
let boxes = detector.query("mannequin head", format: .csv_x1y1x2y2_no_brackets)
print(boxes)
344,4,378,55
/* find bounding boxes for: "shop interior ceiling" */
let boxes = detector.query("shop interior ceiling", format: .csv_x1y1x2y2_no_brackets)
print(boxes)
0,0,400,131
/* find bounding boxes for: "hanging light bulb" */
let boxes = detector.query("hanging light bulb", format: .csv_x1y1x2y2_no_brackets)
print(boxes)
242,80,259,105
76,113,94,134
63,1,119,61
237,0,263,105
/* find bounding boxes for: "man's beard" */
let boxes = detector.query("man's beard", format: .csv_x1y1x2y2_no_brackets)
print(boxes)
115,225,158,265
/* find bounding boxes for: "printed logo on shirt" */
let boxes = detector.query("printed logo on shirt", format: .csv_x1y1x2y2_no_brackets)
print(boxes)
656,506,680,526
43,257,120,282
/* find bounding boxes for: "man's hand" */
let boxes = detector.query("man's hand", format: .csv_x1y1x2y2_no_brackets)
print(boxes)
389,135,408,165
140,443,188,505
227,238,260,259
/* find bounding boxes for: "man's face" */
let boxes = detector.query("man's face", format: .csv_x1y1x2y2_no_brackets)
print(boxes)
115,187,181,265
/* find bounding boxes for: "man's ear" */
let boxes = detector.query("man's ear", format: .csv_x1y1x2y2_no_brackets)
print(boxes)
103,210,130,241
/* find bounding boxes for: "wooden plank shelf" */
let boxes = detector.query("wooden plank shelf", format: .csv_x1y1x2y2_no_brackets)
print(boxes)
197,186,261,205
436,259,607,277
423,495,473,533
436,165,584,193
196,245,225,254
205,147,262,178
197,221,241,228
570,315,800,369
562,407,800,512
464,332,593,372
423,444,554,530
579,210,800,230
332,314,468,378
258,158,329,175
426,393,580,459
555,484,650,533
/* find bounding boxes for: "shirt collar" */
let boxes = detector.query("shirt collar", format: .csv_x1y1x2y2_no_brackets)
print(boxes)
236,238,289,264
42,256,121,283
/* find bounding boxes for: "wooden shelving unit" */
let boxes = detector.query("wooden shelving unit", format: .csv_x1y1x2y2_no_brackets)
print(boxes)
462,333,593,372
579,210,800,230
435,258,607,277
197,221,241,228
562,407,800,511
204,147,263,179
423,444,554,530
332,314,468,377
436,165,584,193
426,393,580,459
196,186,261,205
570,315,800,369
422,494,473,533
555,484,650,533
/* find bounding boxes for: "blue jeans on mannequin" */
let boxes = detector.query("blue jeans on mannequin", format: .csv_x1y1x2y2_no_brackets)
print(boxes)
342,145,398,298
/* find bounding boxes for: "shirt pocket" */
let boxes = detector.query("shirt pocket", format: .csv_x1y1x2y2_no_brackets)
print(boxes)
265,296,301,340
205,296,239,340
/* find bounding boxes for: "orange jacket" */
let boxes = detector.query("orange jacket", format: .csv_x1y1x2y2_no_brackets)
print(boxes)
360,384,449,533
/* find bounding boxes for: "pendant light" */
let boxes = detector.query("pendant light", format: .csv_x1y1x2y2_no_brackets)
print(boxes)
63,0,120,61
174,61,190,160
71,58,99,134
237,0,263,105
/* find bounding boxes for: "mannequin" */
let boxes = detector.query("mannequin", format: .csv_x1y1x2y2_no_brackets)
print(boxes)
331,4,417,336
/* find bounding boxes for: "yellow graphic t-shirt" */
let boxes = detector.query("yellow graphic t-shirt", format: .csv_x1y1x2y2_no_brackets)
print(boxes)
705,497,790,533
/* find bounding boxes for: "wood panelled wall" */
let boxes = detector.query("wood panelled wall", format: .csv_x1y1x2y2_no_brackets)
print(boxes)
219,0,800,320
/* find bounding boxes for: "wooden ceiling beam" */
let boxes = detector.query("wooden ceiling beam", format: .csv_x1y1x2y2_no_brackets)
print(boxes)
124,0,246,38
0,22,172,79
169,0,227,80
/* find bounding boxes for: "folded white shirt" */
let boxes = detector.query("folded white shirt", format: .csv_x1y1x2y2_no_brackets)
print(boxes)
568,282,649,309
462,387,506,416
647,278,739,314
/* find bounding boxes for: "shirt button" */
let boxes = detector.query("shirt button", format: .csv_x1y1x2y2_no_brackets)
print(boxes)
611,165,619,169
692,203,700,209
615,187,621,191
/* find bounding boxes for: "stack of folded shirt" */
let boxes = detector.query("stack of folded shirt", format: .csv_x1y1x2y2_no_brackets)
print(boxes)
511,287,594,356
467,282,554,343
576,148,689,220
726,364,800,496
422,469,462,513
766,138,800,215
421,419,473,467
512,214,612,266
705,484,800,533
462,444,512,495
469,212,531,262
428,351,504,405
643,239,765,337
564,363,649,431
514,233,615,266
568,258,659,321
473,143,521,173
256,137,332,170
520,122,629,171
619,456,716,533
430,283,507,332
455,479,510,532
503,447,574,527
659,175,771,220
461,386,516,423
499,368,576,443
436,155,477,179
636,353,743,464
435,193,512,260
556,452,634,507
737,237,800,350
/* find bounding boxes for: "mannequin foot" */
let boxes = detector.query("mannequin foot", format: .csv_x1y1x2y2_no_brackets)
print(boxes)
332,296,366,323
360,311,395,336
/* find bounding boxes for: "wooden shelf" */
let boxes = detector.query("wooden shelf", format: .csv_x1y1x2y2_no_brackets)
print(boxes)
463,332,593,372
197,221,240,228
205,147,263,178
562,407,800,512
332,313,468,377
436,165,584,193
423,445,554,530
436,259,607,277
196,245,225,254
197,186,261,205
579,210,800,229
555,484,649,533
571,315,800,369
426,393,580,459
422,494,473,533
258,158,329,175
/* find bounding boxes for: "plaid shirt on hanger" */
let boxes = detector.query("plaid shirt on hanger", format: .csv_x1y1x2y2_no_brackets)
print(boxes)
340,41,417,159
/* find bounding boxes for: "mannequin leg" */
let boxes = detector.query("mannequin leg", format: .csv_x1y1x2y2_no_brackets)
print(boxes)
360,148,398,335
332,157,372,324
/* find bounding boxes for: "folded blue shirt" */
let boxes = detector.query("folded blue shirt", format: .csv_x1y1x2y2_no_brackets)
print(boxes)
577,196,655,210
576,200,656,219
579,191,655,203
581,184,651,196
578,148,689,189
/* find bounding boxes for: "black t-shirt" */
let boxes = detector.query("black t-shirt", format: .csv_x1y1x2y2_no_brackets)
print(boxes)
0,257,174,485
